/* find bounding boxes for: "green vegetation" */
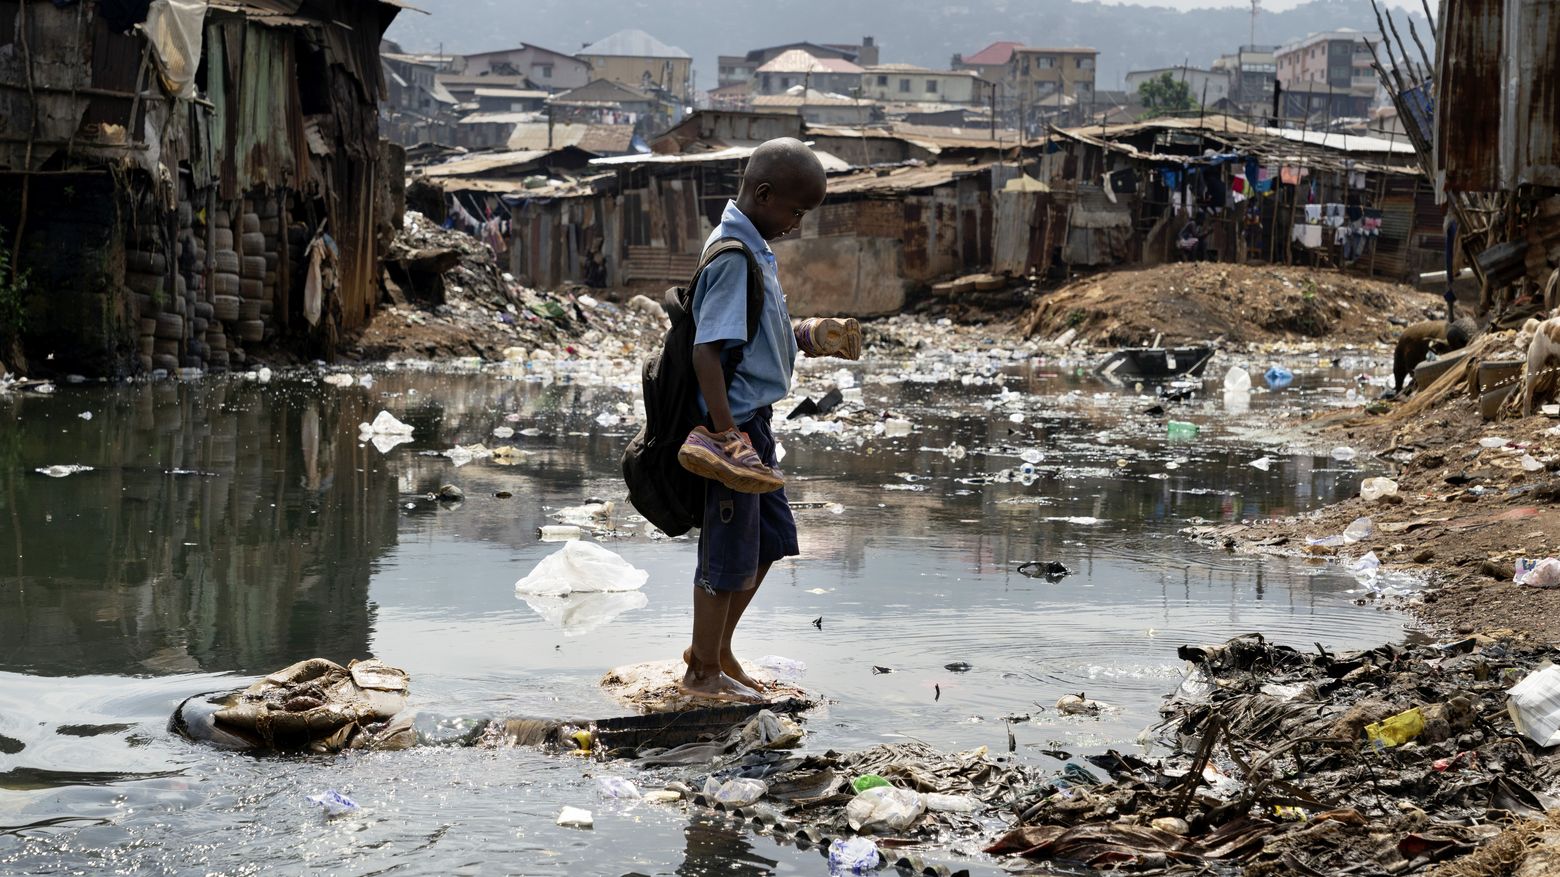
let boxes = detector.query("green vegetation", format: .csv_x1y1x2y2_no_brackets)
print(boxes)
0,233,28,341
1137,72,1198,117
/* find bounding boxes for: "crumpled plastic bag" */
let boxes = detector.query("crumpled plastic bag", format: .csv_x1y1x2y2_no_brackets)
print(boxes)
514,541,648,597
1507,665,1560,746
845,785,925,832
702,777,767,808
1516,558,1560,589
359,410,413,436
737,709,804,752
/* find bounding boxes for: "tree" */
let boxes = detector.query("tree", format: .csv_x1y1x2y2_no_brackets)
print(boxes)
1138,72,1197,117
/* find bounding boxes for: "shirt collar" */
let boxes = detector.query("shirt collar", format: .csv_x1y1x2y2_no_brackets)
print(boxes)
720,201,774,262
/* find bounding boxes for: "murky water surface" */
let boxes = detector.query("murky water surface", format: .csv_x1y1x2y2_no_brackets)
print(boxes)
0,345,1408,875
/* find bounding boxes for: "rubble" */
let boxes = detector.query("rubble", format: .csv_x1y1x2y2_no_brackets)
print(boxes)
343,212,666,363
987,633,1560,875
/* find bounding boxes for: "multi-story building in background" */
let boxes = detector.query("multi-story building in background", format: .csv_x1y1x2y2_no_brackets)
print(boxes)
576,29,693,104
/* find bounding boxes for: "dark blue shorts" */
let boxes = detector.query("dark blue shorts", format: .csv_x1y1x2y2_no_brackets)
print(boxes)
695,407,799,592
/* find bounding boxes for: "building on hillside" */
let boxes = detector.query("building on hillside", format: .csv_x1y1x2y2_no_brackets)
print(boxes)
953,41,1025,88
718,38,879,88
1124,68,1231,107
706,81,754,111
547,79,662,127
1276,30,1380,94
382,52,459,145
1007,47,1098,128
456,45,591,91
437,74,536,108
575,29,693,104
754,51,864,97
860,65,994,106
651,111,807,154
1211,45,1278,111
1276,82,1374,124
0,0,411,377
474,88,550,114
751,89,878,126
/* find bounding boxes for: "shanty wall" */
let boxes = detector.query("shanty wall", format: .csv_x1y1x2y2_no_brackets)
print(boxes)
0,0,399,377
1435,0,1560,192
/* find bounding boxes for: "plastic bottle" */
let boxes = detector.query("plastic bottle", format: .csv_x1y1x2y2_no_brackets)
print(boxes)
1167,421,1199,440
537,525,583,542
1223,366,1251,393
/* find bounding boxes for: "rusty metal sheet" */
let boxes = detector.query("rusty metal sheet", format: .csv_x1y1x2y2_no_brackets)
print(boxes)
1434,0,1502,193
1499,0,1560,189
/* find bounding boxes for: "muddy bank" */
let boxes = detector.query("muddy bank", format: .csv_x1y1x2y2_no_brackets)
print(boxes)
1186,322,1560,642
1021,264,1448,348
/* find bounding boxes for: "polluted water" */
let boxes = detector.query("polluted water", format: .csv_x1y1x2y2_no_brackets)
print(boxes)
0,347,1407,876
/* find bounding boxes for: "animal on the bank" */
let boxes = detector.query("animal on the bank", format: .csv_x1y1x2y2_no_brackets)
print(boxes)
1394,317,1476,393
1523,317,1560,416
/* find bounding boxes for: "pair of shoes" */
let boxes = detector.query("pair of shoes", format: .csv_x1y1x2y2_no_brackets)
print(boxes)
795,317,861,361
678,426,784,493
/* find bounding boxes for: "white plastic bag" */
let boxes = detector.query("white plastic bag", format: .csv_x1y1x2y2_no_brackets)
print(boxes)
1507,666,1560,746
845,786,925,832
702,777,767,808
1360,477,1398,502
513,541,648,597
1516,558,1560,589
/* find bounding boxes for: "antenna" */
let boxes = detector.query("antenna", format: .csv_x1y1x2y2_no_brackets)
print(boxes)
1249,0,1260,49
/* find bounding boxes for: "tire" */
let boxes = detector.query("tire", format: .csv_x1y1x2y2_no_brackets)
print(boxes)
214,229,235,250
138,335,156,356
213,294,240,322
237,320,265,343
154,312,184,340
153,338,179,357
190,316,208,335
239,278,265,300
240,256,267,279
240,232,266,255
125,271,164,296
241,213,261,234
259,217,281,235
239,298,263,321
126,251,167,274
193,301,213,320
133,292,157,317
151,354,180,372
214,249,240,274
213,210,232,229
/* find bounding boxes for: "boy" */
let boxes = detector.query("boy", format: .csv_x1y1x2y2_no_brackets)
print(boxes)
675,138,858,702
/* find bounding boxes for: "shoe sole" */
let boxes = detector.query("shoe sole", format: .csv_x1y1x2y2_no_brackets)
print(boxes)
811,318,862,361
678,443,785,494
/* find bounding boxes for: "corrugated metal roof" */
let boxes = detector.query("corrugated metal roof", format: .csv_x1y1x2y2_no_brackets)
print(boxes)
588,145,850,172
457,112,541,126
421,150,552,176
962,41,1024,66
508,122,636,155
826,162,992,194
577,29,691,60
756,50,864,75
474,88,548,100
752,90,861,108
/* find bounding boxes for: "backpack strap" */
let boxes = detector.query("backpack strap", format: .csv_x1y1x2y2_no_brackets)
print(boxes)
685,237,766,383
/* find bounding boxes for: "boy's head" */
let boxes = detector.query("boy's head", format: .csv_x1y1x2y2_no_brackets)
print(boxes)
736,138,827,242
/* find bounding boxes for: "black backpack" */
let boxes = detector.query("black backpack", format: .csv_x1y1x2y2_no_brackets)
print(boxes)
622,238,765,537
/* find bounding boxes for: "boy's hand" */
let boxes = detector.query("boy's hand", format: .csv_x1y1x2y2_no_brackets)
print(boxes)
795,317,861,361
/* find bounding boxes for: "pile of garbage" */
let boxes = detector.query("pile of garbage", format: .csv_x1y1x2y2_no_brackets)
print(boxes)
349,211,667,362
1020,263,1446,348
987,633,1560,875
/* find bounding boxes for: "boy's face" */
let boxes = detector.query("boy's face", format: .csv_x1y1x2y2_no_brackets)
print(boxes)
747,179,826,242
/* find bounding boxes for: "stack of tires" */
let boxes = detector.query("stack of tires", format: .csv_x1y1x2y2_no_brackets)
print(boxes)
236,198,269,346
209,208,244,367
125,240,183,374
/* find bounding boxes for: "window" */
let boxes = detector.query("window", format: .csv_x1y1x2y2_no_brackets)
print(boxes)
781,76,792,89
762,74,771,90
1076,57,1093,70
899,78,911,92
877,74,888,86
538,64,553,79
1037,56,1055,69
926,79,938,93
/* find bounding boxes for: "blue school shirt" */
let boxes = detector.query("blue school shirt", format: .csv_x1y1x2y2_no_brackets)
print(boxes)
691,201,798,425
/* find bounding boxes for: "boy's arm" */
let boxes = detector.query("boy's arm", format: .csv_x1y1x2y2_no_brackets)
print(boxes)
692,342,737,433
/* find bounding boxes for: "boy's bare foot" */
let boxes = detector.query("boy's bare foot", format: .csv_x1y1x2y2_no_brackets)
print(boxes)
679,663,765,704
682,646,766,692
